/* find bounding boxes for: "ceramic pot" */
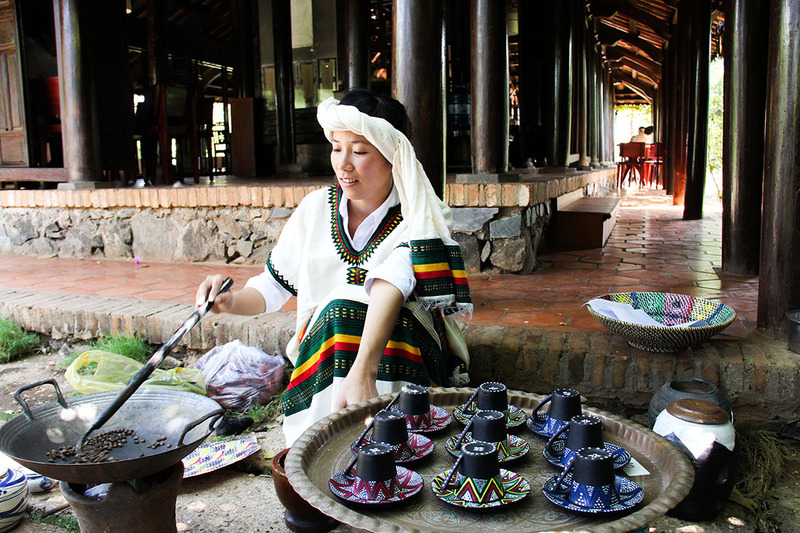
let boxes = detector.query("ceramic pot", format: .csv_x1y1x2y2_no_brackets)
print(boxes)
653,399,737,521
272,448,338,533
0,467,29,533
25,473,55,494
648,378,731,428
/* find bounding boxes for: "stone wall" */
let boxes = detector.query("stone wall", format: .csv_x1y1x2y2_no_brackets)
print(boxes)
0,168,616,273
0,206,292,265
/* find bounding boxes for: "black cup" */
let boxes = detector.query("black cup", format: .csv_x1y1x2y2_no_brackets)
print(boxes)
559,446,615,487
476,382,508,412
472,410,507,442
566,415,603,451
351,442,397,483
372,410,409,446
553,447,621,510
398,384,430,416
454,409,507,450
458,441,500,480
546,414,604,458
532,387,582,422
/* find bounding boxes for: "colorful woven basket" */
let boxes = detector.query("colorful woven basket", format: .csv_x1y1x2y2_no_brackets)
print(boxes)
587,292,736,352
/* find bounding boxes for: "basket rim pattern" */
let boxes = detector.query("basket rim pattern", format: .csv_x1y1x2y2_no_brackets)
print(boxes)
587,292,736,352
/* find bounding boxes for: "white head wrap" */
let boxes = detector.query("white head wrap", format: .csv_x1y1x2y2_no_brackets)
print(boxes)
317,97,453,243
317,97,471,315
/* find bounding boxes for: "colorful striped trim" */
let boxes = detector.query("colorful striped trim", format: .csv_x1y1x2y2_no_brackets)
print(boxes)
282,299,446,417
267,252,297,296
328,185,403,266
410,239,472,312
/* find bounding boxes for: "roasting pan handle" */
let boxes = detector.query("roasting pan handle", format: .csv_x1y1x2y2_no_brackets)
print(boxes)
13,379,68,421
178,408,225,446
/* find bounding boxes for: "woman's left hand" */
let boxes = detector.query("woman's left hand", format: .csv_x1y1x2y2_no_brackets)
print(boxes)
334,370,379,411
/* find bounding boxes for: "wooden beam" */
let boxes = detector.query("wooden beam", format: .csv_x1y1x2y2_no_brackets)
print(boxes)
611,65,657,88
593,0,672,40
606,46,661,77
597,23,663,62
615,72,654,102
609,56,661,83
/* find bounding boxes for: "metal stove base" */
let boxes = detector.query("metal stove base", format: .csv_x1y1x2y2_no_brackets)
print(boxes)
60,461,183,533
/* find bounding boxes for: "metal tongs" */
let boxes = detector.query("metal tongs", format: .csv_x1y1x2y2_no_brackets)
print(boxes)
77,277,233,451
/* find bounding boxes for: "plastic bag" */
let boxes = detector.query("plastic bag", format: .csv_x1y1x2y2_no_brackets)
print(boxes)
65,350,206,395
193,340,286,410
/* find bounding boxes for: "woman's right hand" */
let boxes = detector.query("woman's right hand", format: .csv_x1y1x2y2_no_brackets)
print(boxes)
196,274,235,313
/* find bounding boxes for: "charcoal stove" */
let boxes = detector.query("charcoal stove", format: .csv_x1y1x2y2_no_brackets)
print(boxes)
60,462,183,533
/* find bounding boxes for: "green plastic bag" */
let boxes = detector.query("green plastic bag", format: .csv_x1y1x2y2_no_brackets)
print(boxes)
65,350,207,395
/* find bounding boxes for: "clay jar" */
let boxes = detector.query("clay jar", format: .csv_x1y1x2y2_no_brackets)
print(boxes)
648,378,731,429
272,448,339,533
653,399,737,522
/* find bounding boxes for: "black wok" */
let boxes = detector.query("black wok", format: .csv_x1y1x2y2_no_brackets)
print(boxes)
0,379,223,484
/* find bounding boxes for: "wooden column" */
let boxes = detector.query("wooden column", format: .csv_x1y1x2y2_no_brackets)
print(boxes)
683,0,711,220
603,67,614,163
722,0,769,277
58,0,101,185
272,0,296,165
664,37,679,195
145,0,168,86
470,0,508,174
660,45,671,146
587,41,599,166
342,0,370,90
392,0,446,198
542,0,573,169
671,3,691,205
232,0,257,98
516,0,540,166
596,58,606,165
758,0,800,334
573,1,588,168
90,0,134,178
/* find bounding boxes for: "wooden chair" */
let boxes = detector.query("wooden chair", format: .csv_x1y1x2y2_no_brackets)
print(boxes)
617,142,646,188
644,142,664,188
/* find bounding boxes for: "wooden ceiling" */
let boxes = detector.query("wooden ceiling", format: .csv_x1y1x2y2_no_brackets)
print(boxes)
123,0,724,105
587,0,724,105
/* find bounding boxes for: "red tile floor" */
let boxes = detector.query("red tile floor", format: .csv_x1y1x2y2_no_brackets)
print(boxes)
0,188,758,335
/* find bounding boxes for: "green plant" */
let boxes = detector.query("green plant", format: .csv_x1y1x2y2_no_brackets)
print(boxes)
57,334,154,369
223,390,286,429
0,319,43,363
26,509,80,533
93,334,153,363
706,57,724,201
210,391,287,442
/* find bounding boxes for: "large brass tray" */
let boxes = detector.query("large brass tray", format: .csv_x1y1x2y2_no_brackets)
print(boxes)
285,388,694,533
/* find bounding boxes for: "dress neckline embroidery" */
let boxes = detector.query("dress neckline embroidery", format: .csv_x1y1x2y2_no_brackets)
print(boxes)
328,185,403,266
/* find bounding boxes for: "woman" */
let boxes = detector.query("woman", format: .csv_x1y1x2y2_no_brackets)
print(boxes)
197,89,471,446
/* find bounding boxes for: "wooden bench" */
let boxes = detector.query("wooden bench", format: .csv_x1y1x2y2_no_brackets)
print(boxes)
555,191,622,249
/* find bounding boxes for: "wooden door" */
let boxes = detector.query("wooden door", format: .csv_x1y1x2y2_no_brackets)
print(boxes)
0,0,27,166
